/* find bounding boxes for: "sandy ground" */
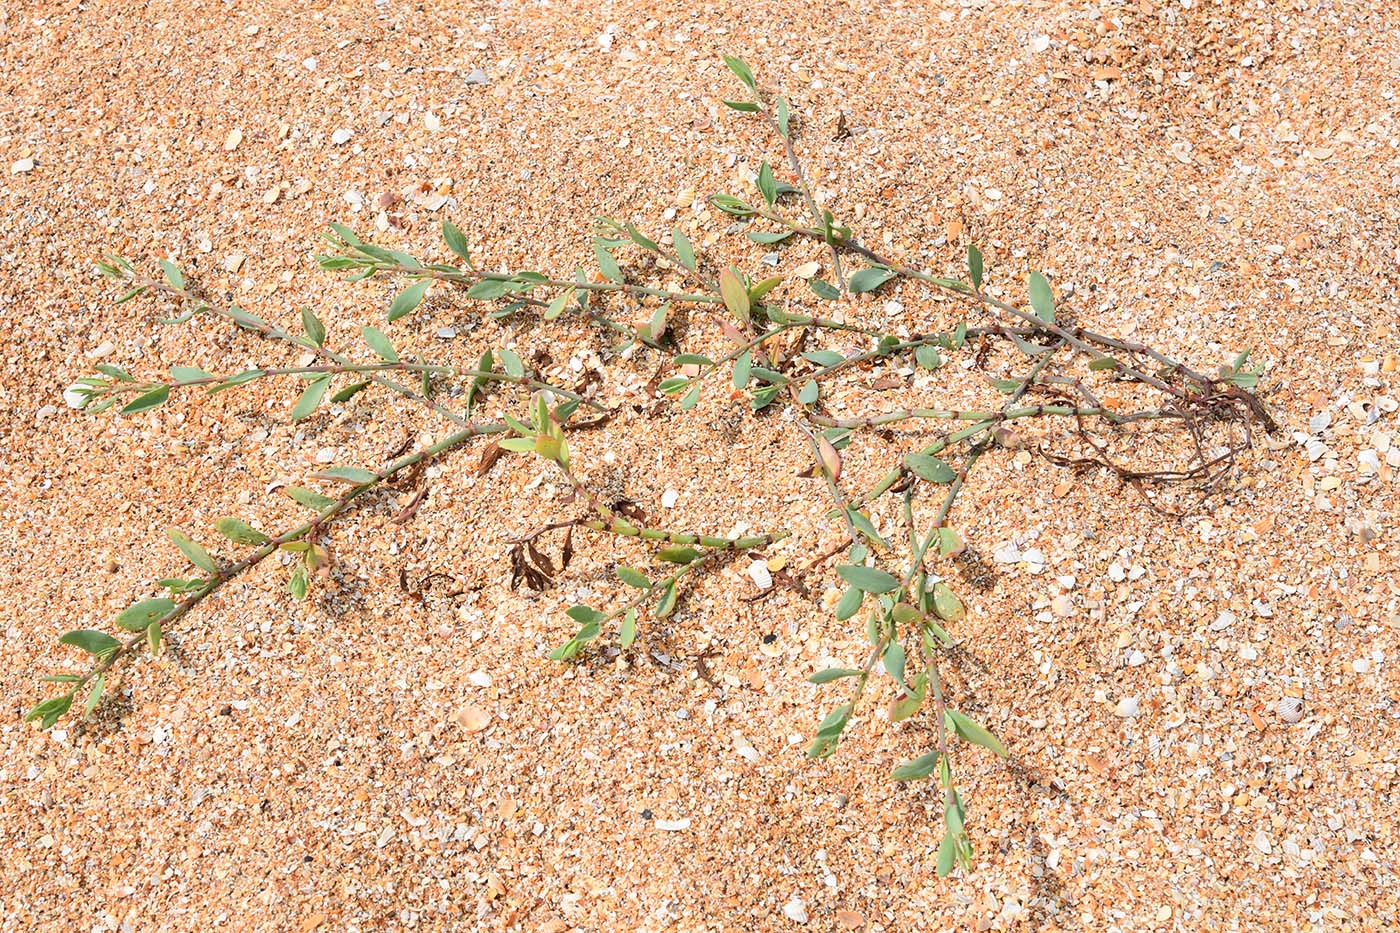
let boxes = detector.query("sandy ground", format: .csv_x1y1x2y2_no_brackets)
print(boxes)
2,1,1398,930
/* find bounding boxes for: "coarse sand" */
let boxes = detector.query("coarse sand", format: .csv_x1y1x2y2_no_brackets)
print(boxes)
1,2,1398,930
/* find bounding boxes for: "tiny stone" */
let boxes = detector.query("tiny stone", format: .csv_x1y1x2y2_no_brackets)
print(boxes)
10,157,35,174
748,560,773,590
331,128,353,145
464,68,490,85
224,128,243,151
654,818,690,831
1253,830,1272,854
87,341,116,359
783,897,809,924
315,447,337,463
1050,594,1073,617
467,671,492,687
661,489,679,509
1114,696,1141,718
436,327,457,339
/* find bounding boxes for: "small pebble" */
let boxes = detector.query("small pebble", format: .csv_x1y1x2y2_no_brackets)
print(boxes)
464,67,490,85
783,897,809,924
331,128,354,145
11,157,35,174
1114,696,1141,718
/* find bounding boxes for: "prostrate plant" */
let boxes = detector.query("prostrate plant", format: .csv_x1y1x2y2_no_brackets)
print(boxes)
34,58,1272,876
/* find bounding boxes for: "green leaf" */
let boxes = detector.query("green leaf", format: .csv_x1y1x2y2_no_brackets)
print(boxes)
837,564,900,594
625,222,660,252
26,694,74,729
168,528,217,573
388,279,431,322
802,350,844,367
545,288,573,321
719,267,750,325
60,629,122,658
722,54,756,90
328,380,367,404
776,96,791,139
756,161,777,207
215,517,269,545
835,585,863,621
655,582,678,619
96,364,135,382
301,307,326,346
1028,271,1055,322
905,453,956,483
658,546,701,564
967,244,984,290
620,607,638,649
672,228,696,271
848,266,897,294
82,672,106,720
936,830,957,877
937,527,963,558
932,582,965,622
673,353,714,366
466,279,509,300
846,507,888,550
946,709,1009,757
498,347,525,378
616,567,651,589
915,345,943,371
722,99,759,112
808,278,839,301
594,241,624,283
158,259,185,290
121,386,169,415
442,220,472,264
499,437,536,453
679,384,701,410
658,376,691,395
205,369,265,393
747,229,793,245
806,703,853,759
808,667,863,685
359,325,399,363
116,598,176,632
1089,356,1119,371
883,640,907,684
710,194,756,217
41,674,84,683
893,750,941,781
291,376,332,420
732,350,752,389
288,563,309,601
798,380,819,405
146,621,162,656
169,366,213,384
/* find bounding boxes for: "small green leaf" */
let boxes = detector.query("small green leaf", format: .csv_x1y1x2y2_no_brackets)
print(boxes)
775,96,791,139
620,607,638,649
798,380,819,405
170,365,216,383
655,581,678,618
1089,356,1119,371
892,750,941,781
291,376,332,420
802,350,844,367
936,830,958,877
756,161,777,206
905,453,956,483
168,529,217,572
722,99,760,112
360,325,399,363
121,386,169,415
147,621,162,656
215,517,270,545
915,345,943,371
835,585,863,621
722,54,756,90
545,288,573,321
946,709,1008,757
809,667,863,685
287,487,335,511
967,244,984,290
719,267,750,325
466,279,509,300
498,347,525,378
388,279,431,322
806,703,853,759
499,437,536,453
60,629,122,658
96,364,135,382
746,229,793,245
883,640,907,684
82,672,106,719
594,241,624,283
331,380,369,403
658,546,701,564
26,694,74,729
848,266,897,294
288,563,309,601
616,567,651,589
672,228,696,271
158,259,185,290
837,564,900,594
932,582,965,622
116,598,176,632
1028,271,1055,322
679,384,701,410
442,220,472,264
808,277,839,301
732,350,752,389
301,307,326,346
